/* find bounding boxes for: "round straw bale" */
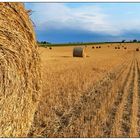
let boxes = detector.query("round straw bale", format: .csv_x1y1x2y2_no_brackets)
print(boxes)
96,46,98,49
0,3,41,137
136,48,139,51
118,47,120,49
49,47,52,50
73,47,86,57
92,46,94,49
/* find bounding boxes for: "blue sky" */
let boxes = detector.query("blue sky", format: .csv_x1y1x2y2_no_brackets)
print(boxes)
25,3,140,43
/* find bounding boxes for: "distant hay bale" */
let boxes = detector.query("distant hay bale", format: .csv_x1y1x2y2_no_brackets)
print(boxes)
115,47,117,49
73,47,86,57
49,47,52,50
118,47,120,49
124,47,127,49
96,46,98,49
136,48,139,51
99,46,101,48
92,46,94,49
0,3,41,137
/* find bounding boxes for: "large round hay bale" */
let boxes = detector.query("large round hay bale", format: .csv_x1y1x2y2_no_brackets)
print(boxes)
136,48,139,51
0,3,41,137
73,47,86,57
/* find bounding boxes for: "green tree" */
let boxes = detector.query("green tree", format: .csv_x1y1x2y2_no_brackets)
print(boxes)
122,40,125,43
133,39,137,42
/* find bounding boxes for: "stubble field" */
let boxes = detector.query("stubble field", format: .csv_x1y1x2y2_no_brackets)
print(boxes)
29,43,140,138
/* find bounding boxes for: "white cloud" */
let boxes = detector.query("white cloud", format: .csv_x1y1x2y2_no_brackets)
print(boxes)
28,3,140,36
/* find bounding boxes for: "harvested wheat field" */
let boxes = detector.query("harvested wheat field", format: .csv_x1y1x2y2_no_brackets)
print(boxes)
27,43,140,138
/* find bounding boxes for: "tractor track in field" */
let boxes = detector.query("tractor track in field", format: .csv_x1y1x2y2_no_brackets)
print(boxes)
77,58,133,137
99,56,138,138
96,52,140,138
93,58,134,137
136,58,140,136
120,60,135,137
129,58,139,137
45,54,132,137
118,55,140,137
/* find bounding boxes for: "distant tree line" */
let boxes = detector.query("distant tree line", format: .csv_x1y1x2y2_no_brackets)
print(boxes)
37,41,51,44
122,39,140,43
37,39,140,48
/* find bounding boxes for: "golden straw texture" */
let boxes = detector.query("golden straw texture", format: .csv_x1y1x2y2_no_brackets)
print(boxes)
0,2,41,137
